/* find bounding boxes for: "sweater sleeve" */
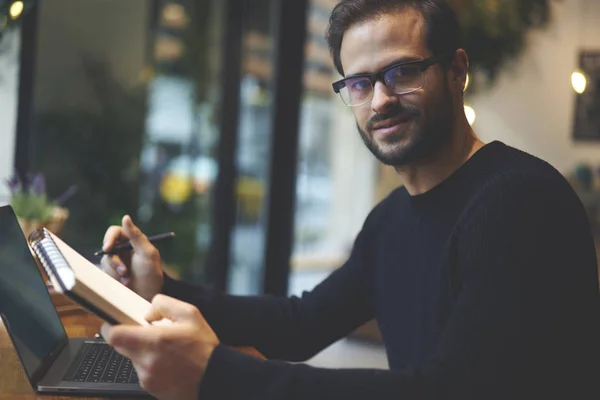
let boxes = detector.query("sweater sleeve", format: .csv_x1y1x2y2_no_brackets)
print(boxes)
162,214,377,362
196,174,600,400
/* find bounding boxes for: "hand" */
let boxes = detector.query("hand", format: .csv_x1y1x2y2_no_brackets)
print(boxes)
101,295,219,400
100,215,164,302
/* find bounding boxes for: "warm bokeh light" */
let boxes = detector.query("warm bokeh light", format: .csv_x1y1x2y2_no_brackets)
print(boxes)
464,105,476,125
154,37,184,62
572,71,587,94
9,1,24,20
139,66,155,84
464,73,470,92
162,3,187,28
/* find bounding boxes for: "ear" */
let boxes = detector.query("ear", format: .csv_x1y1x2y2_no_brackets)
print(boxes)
448,49,469,94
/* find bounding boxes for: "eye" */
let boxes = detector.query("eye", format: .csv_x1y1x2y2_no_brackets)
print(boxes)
390,65,420,78
384,64,422,88
347,78,371,92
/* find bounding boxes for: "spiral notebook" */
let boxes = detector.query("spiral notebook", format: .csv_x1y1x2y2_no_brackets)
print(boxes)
28,228,153,326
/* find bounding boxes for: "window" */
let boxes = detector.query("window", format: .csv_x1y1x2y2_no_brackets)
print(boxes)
289,0,398,296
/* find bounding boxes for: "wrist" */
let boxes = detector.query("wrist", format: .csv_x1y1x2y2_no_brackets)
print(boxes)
198,341,219,389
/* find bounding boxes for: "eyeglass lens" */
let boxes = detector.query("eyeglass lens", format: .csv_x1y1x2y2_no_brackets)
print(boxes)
338,64,424,106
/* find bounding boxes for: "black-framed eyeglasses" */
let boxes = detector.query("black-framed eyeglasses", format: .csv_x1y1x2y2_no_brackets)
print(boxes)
332,55,447,107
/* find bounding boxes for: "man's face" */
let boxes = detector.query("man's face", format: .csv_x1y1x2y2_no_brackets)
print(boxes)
339,9,456,166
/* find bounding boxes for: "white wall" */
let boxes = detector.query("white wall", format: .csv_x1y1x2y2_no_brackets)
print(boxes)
471,0,600,175
0,29,20,206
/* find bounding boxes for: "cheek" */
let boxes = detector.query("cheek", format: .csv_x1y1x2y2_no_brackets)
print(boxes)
412,91,439,119
353,108,371,129
421,76,451,113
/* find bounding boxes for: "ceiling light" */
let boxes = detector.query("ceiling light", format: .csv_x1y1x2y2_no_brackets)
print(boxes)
9,1,24,20
464,105,476,125
572,71,587,94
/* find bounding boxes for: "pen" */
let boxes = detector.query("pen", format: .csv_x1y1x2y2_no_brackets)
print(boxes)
93,232,175,257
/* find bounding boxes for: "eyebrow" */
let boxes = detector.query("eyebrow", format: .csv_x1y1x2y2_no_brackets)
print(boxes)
345,56,424,79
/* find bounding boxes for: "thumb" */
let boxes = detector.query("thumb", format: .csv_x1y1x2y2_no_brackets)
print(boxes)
145,294,199,323
122,215,153,252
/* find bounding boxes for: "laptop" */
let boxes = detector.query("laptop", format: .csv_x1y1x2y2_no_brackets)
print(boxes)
0,205,148,397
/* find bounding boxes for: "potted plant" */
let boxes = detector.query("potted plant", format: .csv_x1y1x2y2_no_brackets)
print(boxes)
6,172,75,236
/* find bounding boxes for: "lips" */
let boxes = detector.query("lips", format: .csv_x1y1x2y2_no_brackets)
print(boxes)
372,114,413,132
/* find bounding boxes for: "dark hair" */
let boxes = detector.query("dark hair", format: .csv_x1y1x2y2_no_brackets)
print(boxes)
326,0,463,76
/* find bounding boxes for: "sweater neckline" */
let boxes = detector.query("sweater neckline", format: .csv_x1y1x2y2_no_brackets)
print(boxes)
407,141,504,205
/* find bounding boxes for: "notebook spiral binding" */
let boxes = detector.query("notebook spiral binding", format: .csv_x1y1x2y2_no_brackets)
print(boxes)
28,228,70,293
28,228,122,325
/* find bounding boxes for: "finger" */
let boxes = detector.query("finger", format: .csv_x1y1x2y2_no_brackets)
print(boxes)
99,323,137,360
122,215,155,254
110,255,129,277
100,254,128,277
100,323,111,341
102,225,129,252
100,256,120,280
111,344,137,362
145,294,198,323
102,324,149,356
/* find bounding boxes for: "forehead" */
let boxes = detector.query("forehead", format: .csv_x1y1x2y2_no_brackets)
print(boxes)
340,9,429,76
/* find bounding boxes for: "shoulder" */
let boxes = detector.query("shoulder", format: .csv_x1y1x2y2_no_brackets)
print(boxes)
454,145,596,283
456,143,589,238
471,143,579,210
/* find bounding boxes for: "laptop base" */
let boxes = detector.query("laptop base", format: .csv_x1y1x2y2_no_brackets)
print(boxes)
37,338,148,397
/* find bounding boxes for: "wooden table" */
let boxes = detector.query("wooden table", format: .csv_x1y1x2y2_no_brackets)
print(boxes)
0,293,141,400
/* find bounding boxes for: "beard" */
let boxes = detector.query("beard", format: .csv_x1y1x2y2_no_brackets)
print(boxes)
357,86,455,167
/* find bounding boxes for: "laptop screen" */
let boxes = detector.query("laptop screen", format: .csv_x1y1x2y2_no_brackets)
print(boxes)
0,205,67,380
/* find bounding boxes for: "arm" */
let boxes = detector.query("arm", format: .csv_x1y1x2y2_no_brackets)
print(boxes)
163,225,376,362
101,210,379,363
197,175,600,400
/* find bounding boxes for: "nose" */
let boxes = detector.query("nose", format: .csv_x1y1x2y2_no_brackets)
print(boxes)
370,81,398,114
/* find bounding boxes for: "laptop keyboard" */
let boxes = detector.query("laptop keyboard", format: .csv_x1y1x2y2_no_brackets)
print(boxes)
63,342,139,384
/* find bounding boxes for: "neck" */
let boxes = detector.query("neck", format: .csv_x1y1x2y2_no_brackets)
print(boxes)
395,117,484,196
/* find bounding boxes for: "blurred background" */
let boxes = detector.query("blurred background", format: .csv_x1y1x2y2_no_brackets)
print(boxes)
1,0,600,369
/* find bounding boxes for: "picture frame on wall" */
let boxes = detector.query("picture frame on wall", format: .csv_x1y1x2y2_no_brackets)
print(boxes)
573,51,600,141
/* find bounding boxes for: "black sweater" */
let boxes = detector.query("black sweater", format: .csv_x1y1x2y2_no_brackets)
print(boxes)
164,141,600,399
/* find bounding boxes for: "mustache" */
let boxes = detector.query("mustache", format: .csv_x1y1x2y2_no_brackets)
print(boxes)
366,105,420,131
